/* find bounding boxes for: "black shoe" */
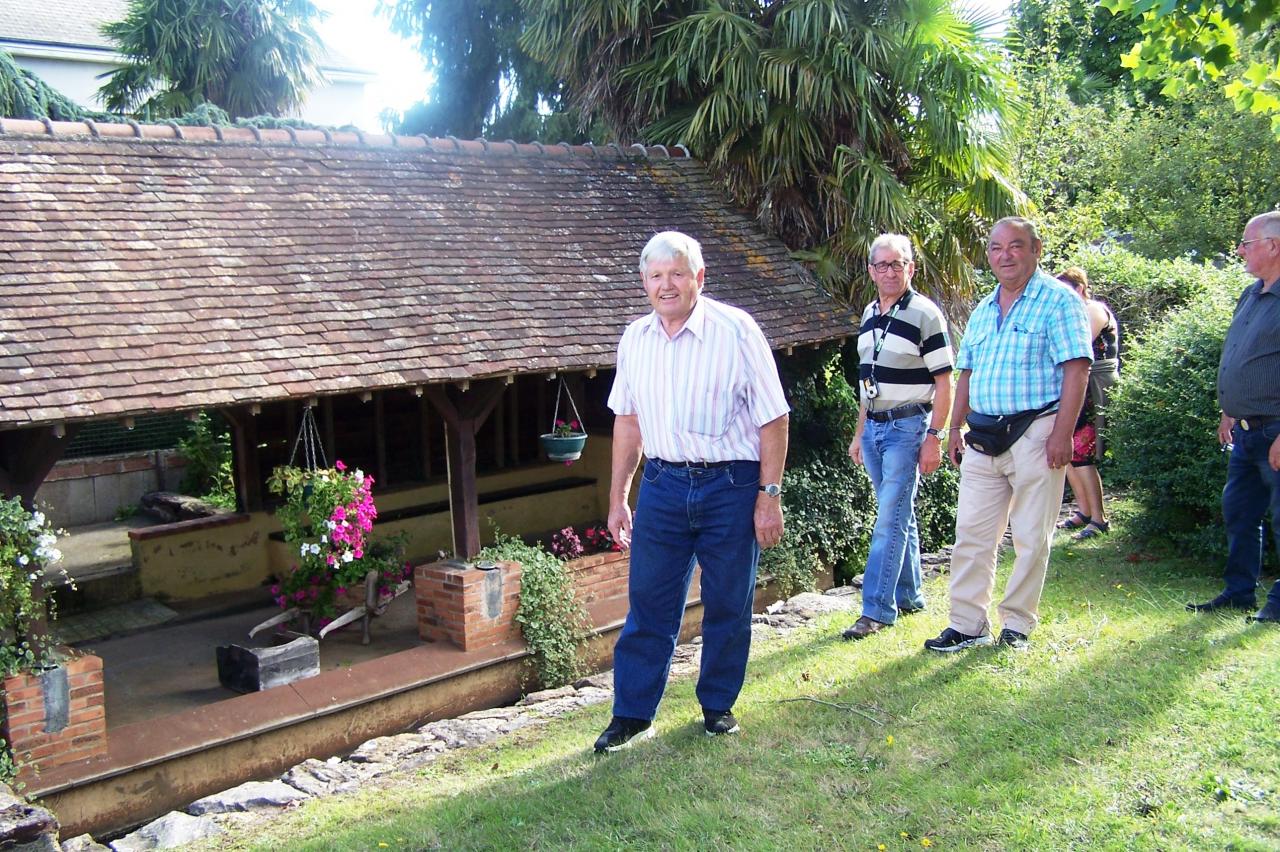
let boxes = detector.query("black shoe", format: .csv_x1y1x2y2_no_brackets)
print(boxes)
1247,602,1280,623
593,716,653,753
996,628,1029,649
1186,594,1255,613
703,708,740,737
923,627,993,653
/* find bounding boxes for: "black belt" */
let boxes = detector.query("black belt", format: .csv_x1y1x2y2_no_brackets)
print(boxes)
652,458,738,469
1238,415,1279,431
866,402,932,423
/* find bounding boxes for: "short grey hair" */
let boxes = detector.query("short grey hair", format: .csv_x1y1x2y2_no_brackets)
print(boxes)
990,216,1041,246
639,231,705,277
869,233,914,263
1248,210,1280,238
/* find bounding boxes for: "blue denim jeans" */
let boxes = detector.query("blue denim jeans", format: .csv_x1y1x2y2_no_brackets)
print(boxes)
1221,421,1280,608
860,413,927,624
612,458,761,721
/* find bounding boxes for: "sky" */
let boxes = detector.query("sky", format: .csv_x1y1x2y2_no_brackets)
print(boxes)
318,0,1015,134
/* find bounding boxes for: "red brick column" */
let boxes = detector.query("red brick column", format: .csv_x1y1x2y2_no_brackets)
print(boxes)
414,559,522,651
2,650,106,784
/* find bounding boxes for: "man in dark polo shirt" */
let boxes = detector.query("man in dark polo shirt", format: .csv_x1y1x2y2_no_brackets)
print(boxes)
1188,210,1280,623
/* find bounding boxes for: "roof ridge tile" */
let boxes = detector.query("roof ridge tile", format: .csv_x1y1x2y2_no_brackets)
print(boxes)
0,117,689,161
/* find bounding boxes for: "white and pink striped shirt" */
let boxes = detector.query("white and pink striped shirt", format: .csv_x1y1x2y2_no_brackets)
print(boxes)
608,296,790,462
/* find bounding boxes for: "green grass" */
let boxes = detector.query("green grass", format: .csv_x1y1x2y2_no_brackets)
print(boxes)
206,522,1280,851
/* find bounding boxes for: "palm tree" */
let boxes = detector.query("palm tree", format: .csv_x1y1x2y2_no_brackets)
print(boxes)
98,0,325,120
523,0,1025,304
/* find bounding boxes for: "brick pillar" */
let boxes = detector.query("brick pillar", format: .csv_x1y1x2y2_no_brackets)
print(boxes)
1,649,106,784
414,559,522,650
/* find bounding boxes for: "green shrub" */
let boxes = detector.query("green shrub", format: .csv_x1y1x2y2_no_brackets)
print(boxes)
179,411,235,509
477,531,590,689
1062,244,1247,345
1106,273,1249,555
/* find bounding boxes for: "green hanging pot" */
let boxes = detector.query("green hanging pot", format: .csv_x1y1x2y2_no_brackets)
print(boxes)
540,432,587,461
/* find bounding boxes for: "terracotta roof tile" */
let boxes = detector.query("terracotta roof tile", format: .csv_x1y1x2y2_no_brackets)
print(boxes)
0,120,853,428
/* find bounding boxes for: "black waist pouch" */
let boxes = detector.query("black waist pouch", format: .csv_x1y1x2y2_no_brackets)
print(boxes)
964,401,1058,457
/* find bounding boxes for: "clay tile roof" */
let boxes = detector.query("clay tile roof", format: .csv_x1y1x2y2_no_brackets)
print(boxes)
0,119,854,429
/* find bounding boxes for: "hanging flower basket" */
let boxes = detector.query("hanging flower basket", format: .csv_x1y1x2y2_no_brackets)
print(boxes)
540,431,588,461
541,377,588,464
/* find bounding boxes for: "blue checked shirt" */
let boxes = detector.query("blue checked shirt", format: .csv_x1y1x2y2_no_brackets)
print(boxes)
957,269,1092,415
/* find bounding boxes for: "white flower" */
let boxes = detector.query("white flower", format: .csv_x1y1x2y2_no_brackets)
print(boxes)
300,543,310,557
354,469,365,482
320,534,327,544
309,543,321,556
28,572,38,581
326,520,337,531
17,554,29,566
45,548,61,564
341,550,354,563
37,533,56,549
27,511,45,530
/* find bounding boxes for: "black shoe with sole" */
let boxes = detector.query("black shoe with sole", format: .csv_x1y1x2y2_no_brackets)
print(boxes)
1185,593,1255,613
703,708,740,736
996,628,1029,649
593,716,653,753
923,627,993,653
1247,602,1280,623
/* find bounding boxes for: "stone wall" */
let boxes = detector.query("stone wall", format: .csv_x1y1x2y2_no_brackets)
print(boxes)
36,451,187,527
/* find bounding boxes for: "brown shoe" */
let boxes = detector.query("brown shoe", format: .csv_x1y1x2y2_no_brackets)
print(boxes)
841,616,888,640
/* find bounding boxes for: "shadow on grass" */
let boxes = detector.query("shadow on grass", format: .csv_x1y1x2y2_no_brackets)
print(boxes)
224,539,1279,851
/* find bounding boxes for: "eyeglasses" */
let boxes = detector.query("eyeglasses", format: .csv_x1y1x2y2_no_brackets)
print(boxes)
869,260,909,273
1239,237,1274,249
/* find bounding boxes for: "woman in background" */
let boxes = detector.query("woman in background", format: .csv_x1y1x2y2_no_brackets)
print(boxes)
1056,267,1119,540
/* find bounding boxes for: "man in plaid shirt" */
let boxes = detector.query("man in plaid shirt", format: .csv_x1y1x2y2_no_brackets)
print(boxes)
924,217,1091,653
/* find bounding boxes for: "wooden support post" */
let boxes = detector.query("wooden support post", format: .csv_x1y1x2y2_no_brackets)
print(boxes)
223,407,262,512
423,380,507,559
322,397,336,466
0,424,80,508
374,391,388,486
418,395,433,480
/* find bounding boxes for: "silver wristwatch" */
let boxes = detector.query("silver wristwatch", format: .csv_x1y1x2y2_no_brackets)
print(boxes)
759,483,783,497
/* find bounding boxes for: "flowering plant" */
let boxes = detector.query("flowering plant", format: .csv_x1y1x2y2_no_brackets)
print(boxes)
0,497,68,677
549,521,621,561
552,418,582,437
266,461,409,623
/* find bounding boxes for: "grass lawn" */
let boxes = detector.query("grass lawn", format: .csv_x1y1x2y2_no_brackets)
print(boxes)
206,520,1280,851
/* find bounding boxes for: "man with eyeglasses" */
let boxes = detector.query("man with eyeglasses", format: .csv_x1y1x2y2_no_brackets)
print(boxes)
1188,211,1280,623
924,217,1091,652
840,233,953,640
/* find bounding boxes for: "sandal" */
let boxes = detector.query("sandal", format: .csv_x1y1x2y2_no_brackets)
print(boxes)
1073,519,1110,541
1058,510,1090,531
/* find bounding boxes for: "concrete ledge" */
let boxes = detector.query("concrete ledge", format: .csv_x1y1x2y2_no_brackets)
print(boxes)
127,513,252,541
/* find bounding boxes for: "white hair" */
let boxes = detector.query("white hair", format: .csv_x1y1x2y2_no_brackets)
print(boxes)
639,231,705,276
868,233,914,263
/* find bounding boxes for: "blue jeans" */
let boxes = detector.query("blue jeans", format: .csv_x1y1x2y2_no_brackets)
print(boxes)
1221,421,1280,608
860,413,926,624
612,458,761,721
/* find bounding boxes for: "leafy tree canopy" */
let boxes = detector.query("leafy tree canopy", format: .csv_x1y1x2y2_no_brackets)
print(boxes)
99,0,325,119
382,0,599,141
1009,0,1157,102
1102,0,1280,134
521,0,1025,305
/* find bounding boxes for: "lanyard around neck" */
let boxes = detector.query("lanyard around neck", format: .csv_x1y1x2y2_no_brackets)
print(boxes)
870,292,910,369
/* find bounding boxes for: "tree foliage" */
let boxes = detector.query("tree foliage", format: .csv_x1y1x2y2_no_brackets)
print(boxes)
1010,0,1155,101
1103,0,1280,135
99,0,325,119
382,0,599,141
0,49,102,120
521,0,1025,305
1009,1,1280,261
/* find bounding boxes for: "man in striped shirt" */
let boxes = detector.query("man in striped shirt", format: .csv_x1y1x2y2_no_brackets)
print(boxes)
925,217,1091,653
594,231,790,753
840,233,953,641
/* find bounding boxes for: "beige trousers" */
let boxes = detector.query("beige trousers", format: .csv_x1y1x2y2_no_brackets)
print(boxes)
949,415,1065,636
